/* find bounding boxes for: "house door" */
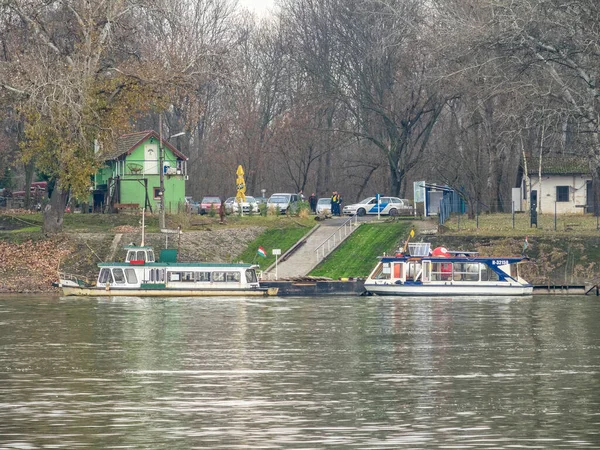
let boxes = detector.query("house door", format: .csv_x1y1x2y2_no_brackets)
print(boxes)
530,190,538,227
586,180,593,213
144,144,159,174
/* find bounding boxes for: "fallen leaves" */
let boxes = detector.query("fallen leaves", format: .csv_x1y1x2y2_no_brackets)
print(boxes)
0,238,73,293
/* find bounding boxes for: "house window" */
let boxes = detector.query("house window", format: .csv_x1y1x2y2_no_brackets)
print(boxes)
153,187,161,199
556,186,569,202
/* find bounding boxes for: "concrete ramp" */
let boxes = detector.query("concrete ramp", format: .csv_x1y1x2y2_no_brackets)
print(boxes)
264,216,360,279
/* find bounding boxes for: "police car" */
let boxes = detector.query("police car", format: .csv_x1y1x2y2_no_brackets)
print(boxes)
342,196,411,216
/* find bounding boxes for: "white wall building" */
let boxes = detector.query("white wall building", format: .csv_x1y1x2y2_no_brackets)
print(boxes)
520,156,591,215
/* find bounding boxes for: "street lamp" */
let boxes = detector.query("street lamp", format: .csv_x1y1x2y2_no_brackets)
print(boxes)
158,123,186,229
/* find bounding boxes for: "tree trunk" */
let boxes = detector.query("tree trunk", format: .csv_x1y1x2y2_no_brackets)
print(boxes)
43,186,68,234
24,159,35,210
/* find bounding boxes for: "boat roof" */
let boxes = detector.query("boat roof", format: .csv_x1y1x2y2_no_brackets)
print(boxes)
124,245,154,250
380,255,528,264
99,261,258,268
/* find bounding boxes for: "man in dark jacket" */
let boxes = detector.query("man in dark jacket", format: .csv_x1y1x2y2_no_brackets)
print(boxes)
309,193,317,213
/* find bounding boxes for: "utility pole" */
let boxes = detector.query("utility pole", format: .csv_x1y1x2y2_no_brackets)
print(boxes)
159,115,166,229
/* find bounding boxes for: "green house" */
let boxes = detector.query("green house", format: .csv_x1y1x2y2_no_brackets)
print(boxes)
92,130,188,213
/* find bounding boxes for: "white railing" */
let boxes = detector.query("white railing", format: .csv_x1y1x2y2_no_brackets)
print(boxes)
314,215,359,263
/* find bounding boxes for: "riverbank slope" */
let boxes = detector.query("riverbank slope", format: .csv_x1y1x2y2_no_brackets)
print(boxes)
2,213,599,293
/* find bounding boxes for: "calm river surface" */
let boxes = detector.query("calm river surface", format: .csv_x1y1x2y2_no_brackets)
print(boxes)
1,294,600,449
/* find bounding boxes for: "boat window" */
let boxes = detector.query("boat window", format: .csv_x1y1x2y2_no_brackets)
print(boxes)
147,250,155,262
112,268,126,284
99,268,113,284
150,268,164,282
125,268,138,284
213,271,225,282
196,271,210,282
136,251,146,262
510,264,519,280
168,272,181,281
246,269,257,283
126,250,134,262
372,263,390,280
453,262,480,282
226,272,241,282
481,265,500,281
183,271,193,281
431,262,452,281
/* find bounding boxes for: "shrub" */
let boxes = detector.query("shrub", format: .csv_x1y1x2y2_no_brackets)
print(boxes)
259,202,268,216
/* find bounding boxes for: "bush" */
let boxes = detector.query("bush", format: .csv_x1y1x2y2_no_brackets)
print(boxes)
259,202,268,216
296,201,310,216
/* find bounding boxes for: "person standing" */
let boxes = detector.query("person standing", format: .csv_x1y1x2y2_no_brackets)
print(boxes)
331,191,339,216
219,199,226,224
298,189,305,201
309,193,317,213
330,192,336,216
337,192,343,216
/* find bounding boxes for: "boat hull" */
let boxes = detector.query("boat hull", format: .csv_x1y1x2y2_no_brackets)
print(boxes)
62,286,279,297
364,282,533,297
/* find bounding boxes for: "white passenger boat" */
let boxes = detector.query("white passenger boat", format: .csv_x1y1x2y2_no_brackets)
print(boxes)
364,242,533,296
58,244,278,297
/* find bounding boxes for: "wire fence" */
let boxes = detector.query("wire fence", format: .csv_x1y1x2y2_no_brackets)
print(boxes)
441,207,600,233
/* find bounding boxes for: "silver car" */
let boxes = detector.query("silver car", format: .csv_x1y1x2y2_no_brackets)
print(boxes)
315,197,332,215
267,193,300,214
225,196,259,214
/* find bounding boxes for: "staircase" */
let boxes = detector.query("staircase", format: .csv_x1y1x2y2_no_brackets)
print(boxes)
263,215,360,279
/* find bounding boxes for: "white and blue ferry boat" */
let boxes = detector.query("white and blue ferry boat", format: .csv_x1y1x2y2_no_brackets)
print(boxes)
364,242,533,296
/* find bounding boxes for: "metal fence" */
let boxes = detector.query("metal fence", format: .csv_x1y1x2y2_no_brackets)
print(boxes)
441,204,600,233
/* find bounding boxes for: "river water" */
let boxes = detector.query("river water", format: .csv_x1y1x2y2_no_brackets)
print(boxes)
1,294,599,449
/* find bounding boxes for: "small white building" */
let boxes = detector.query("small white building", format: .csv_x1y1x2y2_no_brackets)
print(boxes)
517,155,591,214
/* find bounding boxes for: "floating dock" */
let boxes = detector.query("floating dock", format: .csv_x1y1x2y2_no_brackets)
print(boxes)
533,285,588,295
261,281,595,296
260,280,365,296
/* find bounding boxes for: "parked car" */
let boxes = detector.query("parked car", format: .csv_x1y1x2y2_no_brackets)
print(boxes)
343,196,412,216
199,196,221,215
254,196,267,205
315,197,332,215
224,196,259,214
267,193,300,214
185,196,200,214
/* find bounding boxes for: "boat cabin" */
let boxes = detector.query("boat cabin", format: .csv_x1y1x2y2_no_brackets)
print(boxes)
369,243,527,285
94,244,260,290
125,245,156,264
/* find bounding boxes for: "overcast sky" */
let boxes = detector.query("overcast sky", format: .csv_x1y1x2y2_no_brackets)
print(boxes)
237,0,275,16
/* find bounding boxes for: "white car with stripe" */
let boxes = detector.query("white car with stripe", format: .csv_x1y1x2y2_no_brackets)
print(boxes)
342,196,411,216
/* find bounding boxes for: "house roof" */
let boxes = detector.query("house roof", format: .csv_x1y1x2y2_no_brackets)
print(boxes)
526,155,589,175
101,130,188,161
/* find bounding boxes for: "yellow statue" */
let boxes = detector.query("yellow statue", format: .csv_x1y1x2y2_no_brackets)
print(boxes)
235,165,246,203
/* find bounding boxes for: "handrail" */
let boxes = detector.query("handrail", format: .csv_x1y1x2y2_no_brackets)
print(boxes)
314,215,358,263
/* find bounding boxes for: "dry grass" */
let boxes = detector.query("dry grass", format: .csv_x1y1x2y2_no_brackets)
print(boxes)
442,212,600,236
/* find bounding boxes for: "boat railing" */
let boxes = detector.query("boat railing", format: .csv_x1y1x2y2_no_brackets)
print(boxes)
258,270,278,281
58,271,93,287
314,214,359,264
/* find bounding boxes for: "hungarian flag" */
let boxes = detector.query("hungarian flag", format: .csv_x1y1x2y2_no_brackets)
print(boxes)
257,246,267,258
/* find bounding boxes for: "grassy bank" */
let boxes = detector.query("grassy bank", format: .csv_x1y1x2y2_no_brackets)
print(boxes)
236,224,315,271
309,222,412,279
